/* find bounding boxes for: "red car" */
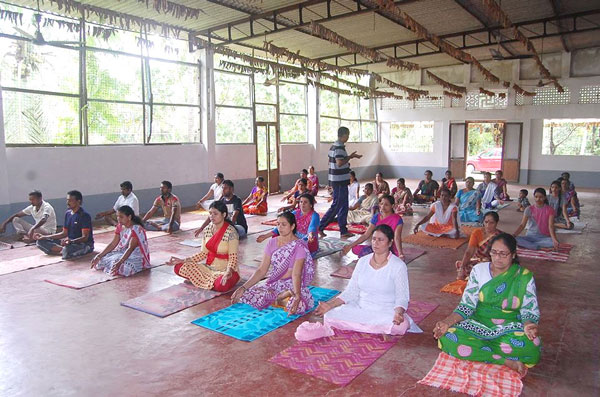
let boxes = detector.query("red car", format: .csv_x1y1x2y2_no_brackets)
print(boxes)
466,147,502,174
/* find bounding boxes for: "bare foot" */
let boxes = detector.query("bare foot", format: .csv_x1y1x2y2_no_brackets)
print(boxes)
319,230,327,238
275,290,293,306
504,359,527,377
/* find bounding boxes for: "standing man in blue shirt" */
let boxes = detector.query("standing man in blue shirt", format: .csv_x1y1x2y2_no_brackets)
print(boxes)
319,126,362,238
34,190,94,259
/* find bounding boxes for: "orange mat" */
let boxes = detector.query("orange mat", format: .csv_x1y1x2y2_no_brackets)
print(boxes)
403,232,467,250
440,279,467,295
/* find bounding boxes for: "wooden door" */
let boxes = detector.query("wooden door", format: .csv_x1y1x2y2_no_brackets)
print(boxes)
255,122,280,193
502,123,523,182
448,123,467,179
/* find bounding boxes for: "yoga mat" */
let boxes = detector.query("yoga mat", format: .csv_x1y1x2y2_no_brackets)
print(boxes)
330,246,427,279
44,250,173,290
269,300,438,386
440,279,467,296
179,239,203,247
313,237,346,259
191,286,340,342
323,222,368,234
482,202,511,214
0,253,64,276
517,243,573,263
121,265,256,317
556,219,587,234
0,243,107,276
418,352,523,397
403,232,467,250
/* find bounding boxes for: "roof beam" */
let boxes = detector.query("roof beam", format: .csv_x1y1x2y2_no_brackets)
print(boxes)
548,0,569,52
453,0,517,56
195,0,418,46
314,9,600,64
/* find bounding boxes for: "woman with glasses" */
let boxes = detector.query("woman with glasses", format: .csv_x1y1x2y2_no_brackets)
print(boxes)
433,233,541,377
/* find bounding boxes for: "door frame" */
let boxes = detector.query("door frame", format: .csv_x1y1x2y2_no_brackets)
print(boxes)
448,122,467,179
464,120,506,176
254,121,280,194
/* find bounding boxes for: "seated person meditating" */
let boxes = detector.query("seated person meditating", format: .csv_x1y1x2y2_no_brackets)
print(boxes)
455,212,502,280
314,225,421,336
455,177,481,223
242,177,268,215
231,211,315,315
477,172,500,210
307,166,320,196
0,190,57,243
256,193,320,253
517,189,530,212
560,176,580,218
513,187,560,250
168,201,240,292
35,190,94,259
196,173,225,210
142,181,181,233
196,180,248,239
437,170,457,198
494,170,510,201
346,183,378,225
95,181,139,226
434,233,541,377
91,205,150,276
413,188,460,238
279,178,309,213
414,170,439,204
348,171,360,207
373,172,390,196
282,169,314,203
342,194,404,260
548,180,573,230
392,178,413,215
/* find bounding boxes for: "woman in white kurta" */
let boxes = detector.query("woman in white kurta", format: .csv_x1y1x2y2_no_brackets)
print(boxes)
315,224,422,335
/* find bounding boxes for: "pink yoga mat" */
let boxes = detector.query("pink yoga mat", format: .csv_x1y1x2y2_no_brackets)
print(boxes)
269,301,438,386
44,250,174,290
120,265,257,317
330,246,426,279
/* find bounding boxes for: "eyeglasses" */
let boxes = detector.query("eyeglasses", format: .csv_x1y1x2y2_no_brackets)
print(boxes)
490,249,512,258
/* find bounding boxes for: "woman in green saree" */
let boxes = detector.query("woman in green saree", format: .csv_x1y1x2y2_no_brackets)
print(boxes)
433,233,541,376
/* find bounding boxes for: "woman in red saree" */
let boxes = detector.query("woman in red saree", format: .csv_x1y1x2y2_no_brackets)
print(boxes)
168,201,240,292
242,176,268,215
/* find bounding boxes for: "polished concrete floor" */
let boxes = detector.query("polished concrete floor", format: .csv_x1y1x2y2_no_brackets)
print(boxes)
0,179,598,396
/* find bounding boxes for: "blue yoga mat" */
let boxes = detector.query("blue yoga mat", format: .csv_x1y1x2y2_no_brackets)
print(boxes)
191,286,339,342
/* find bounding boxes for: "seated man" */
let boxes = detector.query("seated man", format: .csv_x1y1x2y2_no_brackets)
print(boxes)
282,169,314,202
95,181,139,226
346,183,378,225
0,190,57,243
142,180,181,233
196,173,224,210
413,170,439,204
34,190,94,259
477,172,500,209
195,180,248,239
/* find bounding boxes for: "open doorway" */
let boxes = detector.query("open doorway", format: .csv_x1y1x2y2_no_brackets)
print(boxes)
465,122,504,181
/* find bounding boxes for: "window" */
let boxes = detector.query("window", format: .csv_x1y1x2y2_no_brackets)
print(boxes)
389,121,434,152
318,76,377,142
279,79,307,143
542,119,600,156
214,58,253,143
0,5,201,146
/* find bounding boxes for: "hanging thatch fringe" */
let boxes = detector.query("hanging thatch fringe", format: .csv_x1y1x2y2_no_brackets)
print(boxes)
0,9,24,25
426,71,467,94
513,83,536,96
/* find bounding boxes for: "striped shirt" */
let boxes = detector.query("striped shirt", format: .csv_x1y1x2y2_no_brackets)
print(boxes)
328,140,350,186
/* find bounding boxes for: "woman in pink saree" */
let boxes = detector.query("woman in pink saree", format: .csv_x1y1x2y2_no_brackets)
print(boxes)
232,211,315,315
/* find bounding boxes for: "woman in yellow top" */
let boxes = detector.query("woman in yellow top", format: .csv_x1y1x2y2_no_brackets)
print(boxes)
168,201,240,292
